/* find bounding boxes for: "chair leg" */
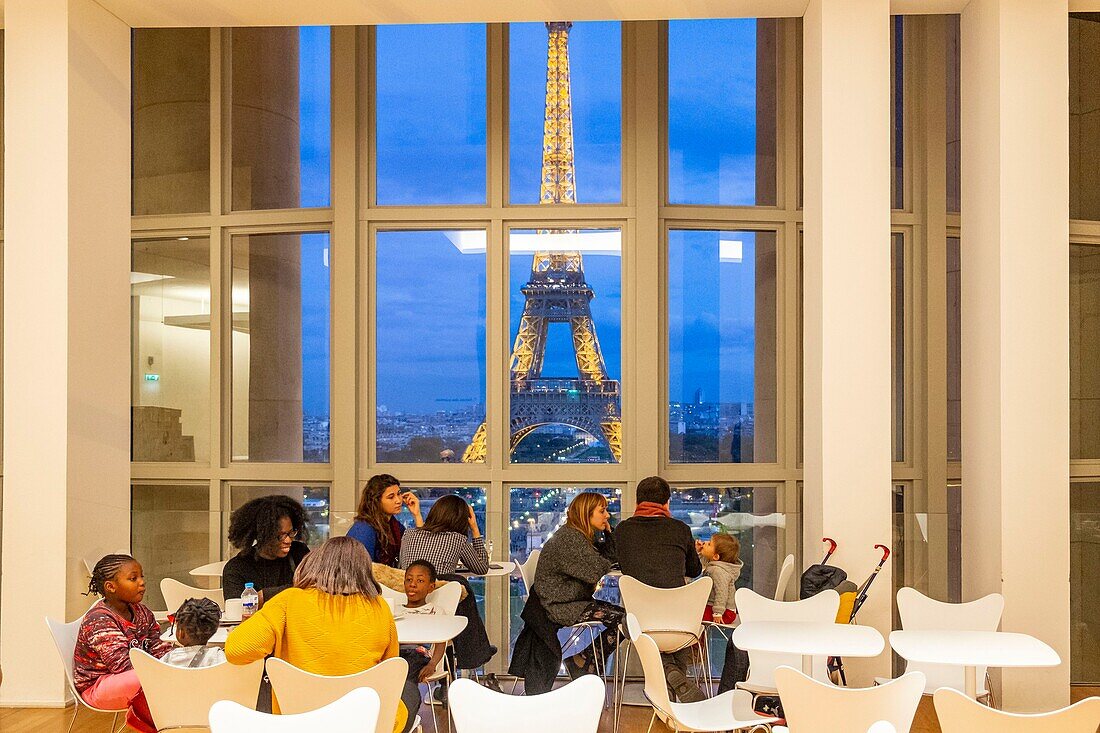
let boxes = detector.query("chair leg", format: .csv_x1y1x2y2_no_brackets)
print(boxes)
64,704,80,733
645,710,657,733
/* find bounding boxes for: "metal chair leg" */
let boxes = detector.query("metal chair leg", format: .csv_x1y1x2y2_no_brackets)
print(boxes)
645,710,657,733
64,704,79,733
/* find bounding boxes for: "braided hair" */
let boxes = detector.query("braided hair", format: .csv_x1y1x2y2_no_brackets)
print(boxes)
86,554,137,596
174,597,221,645
227,495,310,554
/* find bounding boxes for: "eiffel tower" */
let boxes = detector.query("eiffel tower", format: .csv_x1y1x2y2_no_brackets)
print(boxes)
462,21,622,463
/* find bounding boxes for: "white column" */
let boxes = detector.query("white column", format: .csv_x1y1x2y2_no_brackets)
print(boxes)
2,0,132,705
803,0,893,683
960,0,1070,710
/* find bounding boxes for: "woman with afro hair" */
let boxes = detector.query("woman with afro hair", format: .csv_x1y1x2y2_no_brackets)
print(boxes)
222,494,311,605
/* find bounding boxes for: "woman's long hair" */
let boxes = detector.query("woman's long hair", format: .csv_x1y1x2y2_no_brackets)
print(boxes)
421,495,471,535
354,474,401,555
294,536,381,598
566,492,609,542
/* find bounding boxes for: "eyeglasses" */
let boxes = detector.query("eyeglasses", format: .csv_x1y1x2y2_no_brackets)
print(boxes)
277,530,299,542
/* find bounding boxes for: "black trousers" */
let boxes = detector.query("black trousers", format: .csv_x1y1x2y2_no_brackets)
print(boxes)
439,573,496,669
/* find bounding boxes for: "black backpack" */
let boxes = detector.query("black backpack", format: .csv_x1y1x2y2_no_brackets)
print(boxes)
799,564,848,599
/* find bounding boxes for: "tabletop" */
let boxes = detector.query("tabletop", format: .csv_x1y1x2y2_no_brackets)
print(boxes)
733,620,885,658
889,630,1060,668
456,561,516,578
394,614,468,645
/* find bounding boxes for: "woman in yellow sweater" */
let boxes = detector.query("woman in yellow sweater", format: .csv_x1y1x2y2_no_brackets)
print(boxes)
225,536,417,733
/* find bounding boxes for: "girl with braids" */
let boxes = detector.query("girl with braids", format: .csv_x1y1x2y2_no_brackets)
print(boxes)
73,554,171,733
222,494,312,604
348,474,422,566
162,598,226,668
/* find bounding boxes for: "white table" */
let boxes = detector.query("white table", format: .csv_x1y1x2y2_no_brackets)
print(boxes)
733,621,885,676
889,629,1060,698
189,560,227,578
456,561,516,578
161,624,234,645
395,614,468,645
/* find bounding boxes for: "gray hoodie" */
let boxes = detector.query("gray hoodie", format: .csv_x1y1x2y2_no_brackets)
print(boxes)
702,558,744,618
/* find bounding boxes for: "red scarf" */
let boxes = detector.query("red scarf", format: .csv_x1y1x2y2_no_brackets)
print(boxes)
634,501,672,518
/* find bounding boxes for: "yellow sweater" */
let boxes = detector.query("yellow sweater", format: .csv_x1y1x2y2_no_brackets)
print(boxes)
224,587,406,732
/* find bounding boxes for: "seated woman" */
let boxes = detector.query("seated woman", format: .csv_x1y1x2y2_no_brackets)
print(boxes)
224,537,418,733
74,554,173,733
222,495,312,604
348,474,423,567
399,495,495,672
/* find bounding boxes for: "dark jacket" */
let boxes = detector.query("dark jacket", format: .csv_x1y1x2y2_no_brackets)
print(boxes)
508,590,563,695
532,525,616,627
614,515,702,589
222,541,310,602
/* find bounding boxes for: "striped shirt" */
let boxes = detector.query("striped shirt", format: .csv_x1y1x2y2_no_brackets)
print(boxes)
398,529,489,576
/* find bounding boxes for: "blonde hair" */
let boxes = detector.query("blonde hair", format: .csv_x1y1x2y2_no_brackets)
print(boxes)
294,536,381,598
711,533,740,563
566,492,609,542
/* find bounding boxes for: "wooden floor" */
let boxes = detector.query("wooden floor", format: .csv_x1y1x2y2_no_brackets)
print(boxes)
3,687,1097,733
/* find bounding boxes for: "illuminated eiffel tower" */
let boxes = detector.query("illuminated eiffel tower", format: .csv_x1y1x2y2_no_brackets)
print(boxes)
462,21,622,463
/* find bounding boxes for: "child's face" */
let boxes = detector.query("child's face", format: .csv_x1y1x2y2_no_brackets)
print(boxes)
404,566,433,605
106,561,147,605
700,539,718,561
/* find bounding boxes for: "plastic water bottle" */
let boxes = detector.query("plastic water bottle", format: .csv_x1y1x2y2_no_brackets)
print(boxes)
241,583,259,619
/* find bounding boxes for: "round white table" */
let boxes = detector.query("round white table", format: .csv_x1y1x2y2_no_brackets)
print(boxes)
889,629,1060,698
456,561,516,578
394,614,468,645
733,620,885,676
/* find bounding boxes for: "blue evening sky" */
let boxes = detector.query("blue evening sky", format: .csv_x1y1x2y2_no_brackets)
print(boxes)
294,20,762,417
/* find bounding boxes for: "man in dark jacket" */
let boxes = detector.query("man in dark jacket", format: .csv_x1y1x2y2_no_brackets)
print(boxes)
614,476,706,702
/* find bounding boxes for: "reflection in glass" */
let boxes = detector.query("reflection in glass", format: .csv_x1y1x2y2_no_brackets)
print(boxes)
131,483,213,609
375,25,486,205
505,230,622,464
668,230,777,463
231,233,330,463
132,29,211,215
1071,482,1100,683
231,27,331,210
509,22,621,204
892,233,905,462
132,238,211,462
947,237,961,460
376,231,486,463
1071,15,1100,221
1072,245,1100,459
668,19,777,206
228,484,331,548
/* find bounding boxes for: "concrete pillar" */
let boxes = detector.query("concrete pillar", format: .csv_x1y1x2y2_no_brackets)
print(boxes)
1,0,131,704
803,0,893,683
960,0,1070,710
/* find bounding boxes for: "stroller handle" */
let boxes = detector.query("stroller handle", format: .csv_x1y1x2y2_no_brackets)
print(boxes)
874,544,890,561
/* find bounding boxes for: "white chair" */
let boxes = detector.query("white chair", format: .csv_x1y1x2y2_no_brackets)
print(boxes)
45,614,128,733
189,560,227,579
161,578,225,614
130,649,264,732
209,687,380,733
619,576,712,654
774,666,925,733
886,587,1003,700
266,657,411,733
516,550,540,594
774,554,796,601
735,588,840,694
427,580,463,615
633,631,777,732
449,675,604,733
933,688,1100,732
776,723,897,733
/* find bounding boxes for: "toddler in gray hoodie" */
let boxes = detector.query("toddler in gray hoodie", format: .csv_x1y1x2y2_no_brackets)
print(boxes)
695,532,743,624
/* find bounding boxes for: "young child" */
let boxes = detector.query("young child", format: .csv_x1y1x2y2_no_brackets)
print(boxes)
73,554,173,733
696,533,744,624
162,597,226,668
400,560,448,685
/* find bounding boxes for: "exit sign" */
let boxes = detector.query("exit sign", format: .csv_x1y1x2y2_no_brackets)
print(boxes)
144,374,160,382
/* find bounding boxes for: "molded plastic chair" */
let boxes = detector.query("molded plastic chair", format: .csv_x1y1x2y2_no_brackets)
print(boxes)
129,648,264,732
618,576,712,653
45,614,128,733
933,687,1100,732
160,578,224,614
266,656,408,733
735,588,840,693
634,631,777,732
379,579,462,615
209,687,380,733
774,666,925,733
189,560,227,579
887,587,1003,699
774,554,796,601
449,675,604,733
516,550,540,594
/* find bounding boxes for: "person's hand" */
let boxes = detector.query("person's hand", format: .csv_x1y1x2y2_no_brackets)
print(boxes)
257,590,265,608
467,505,479,530
712,612,724,624
694,539,704,553
418,663,438,683
403,492,421,516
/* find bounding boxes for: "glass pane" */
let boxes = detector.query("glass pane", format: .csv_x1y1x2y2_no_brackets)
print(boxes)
375,231,486,463
947,237,961,460
132,484,215,611
668,230,777,463
1071,244,1100,458
946,16,961,214
668,19,778,206
509,22,621,204
231,27,331,210
507,230,622,464
132,237,211,462
132,29,211,215
1071,15,1100,221
227,484,331,549
375,25,486,205
891,16,904,211
891,233,905,462
1071,482,1100,683
231,233,330,462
